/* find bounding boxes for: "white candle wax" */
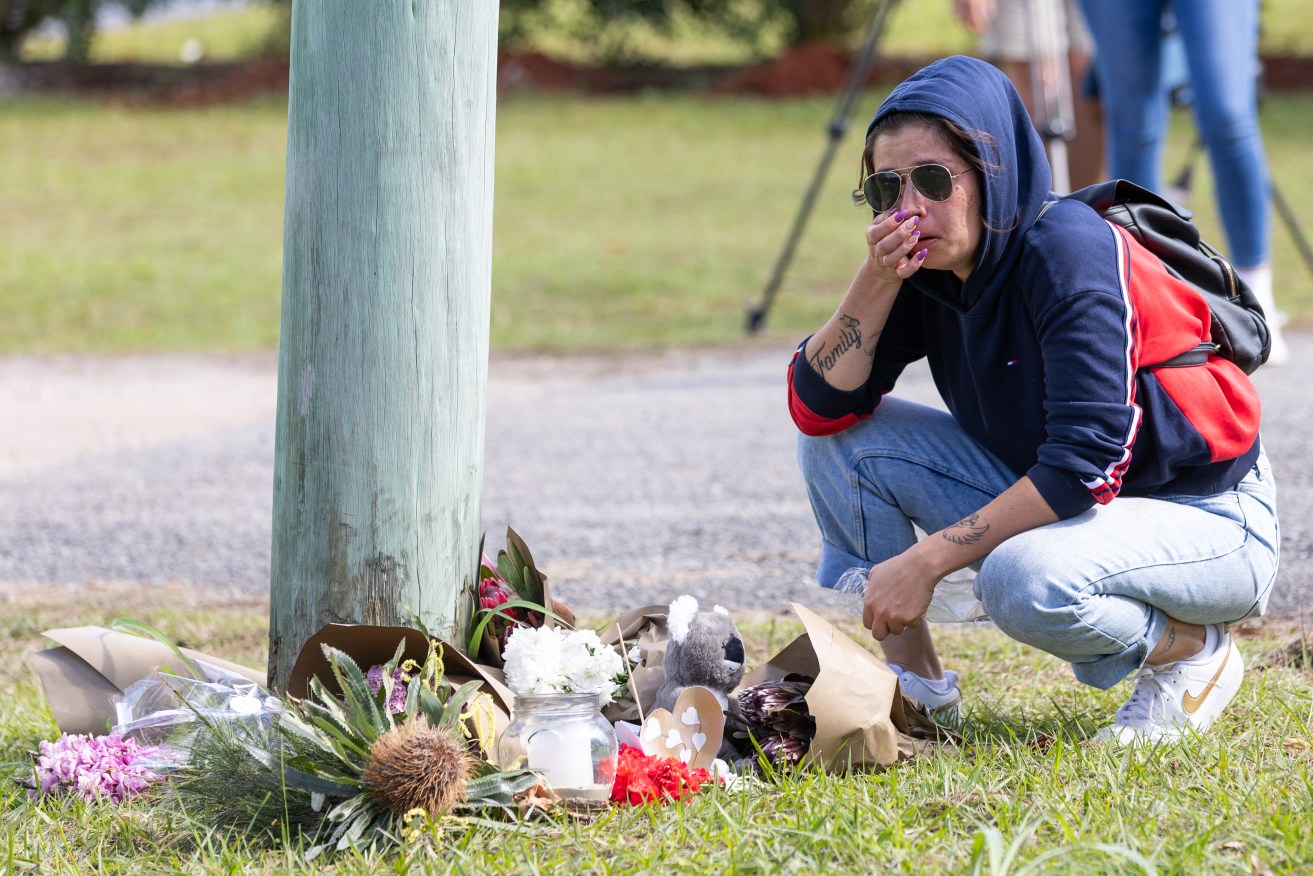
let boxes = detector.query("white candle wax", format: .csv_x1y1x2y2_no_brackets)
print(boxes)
525,727,594,790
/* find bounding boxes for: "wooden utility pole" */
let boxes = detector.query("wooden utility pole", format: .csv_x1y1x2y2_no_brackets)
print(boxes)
267,1,499,690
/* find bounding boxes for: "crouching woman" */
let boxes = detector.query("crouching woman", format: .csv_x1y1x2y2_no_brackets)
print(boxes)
788,55,1279,743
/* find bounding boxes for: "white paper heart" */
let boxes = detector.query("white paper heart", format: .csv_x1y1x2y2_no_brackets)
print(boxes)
680,706,700,725
691,732,707,751
677,748,693,763
665,728,683,748
642,718,662,741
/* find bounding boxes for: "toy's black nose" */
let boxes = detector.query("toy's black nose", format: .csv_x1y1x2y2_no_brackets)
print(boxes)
724,636,745,664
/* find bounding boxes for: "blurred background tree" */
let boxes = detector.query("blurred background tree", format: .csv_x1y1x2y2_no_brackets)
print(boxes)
1,0,158,61
498,0,874,62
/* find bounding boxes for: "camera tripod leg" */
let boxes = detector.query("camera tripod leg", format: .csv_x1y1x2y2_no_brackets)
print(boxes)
746,0,901,335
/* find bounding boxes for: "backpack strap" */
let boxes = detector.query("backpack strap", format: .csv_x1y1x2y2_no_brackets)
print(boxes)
1150,342,1218,369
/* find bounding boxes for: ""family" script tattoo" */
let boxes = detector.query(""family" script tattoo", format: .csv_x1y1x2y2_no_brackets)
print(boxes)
943,512,989,546
810,314,878,375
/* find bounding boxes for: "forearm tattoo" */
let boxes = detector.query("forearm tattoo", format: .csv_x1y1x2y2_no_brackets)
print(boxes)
810,314,879,375
943,512,989,546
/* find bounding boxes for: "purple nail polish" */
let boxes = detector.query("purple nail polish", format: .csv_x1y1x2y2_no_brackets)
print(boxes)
910,215,920,226
910,230,921,240
916,249,928,259
894,210,908,222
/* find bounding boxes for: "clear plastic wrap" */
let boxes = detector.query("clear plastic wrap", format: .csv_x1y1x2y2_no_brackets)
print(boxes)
832,567,989,624
111,660,283,771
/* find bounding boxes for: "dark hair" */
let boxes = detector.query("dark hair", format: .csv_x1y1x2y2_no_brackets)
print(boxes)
861,111,1007,229
861,111,997,180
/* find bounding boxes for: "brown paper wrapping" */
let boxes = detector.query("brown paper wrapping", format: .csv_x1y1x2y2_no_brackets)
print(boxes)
31,626,266,736
740,603,944,771
598,604,670,723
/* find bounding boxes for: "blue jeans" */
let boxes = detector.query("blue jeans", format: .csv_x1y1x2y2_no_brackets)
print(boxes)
796,397,1280,689
1075,0,1270,267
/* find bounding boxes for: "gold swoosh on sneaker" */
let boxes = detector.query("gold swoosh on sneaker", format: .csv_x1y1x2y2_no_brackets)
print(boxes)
1182,645,1232,715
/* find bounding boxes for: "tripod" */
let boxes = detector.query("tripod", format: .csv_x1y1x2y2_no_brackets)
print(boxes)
1023,0,1077,194
745,0,900,336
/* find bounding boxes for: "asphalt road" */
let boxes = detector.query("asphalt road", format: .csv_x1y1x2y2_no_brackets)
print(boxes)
0,336,1308,622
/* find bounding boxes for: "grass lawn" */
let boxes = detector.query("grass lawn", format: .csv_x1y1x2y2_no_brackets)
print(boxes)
3,89,1312,355
3,584,1313,873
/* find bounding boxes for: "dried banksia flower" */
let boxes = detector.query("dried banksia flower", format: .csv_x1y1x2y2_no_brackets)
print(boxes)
361,717,474,817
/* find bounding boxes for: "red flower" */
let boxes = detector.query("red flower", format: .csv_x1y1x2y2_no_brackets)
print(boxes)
610,745,716,806
479,581,509,611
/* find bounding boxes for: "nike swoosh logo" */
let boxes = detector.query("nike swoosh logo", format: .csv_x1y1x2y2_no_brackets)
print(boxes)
1182,645,1232,715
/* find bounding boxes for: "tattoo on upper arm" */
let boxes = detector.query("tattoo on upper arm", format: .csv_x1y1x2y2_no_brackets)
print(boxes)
943,512,989,546
809,314,880,374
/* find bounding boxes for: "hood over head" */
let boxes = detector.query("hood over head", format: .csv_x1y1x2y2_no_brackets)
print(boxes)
866,55,1051,310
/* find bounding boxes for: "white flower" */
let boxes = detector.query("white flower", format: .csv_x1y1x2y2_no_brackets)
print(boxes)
503,626,625,705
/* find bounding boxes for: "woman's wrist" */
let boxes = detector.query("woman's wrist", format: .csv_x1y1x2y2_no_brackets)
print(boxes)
911,534,972,584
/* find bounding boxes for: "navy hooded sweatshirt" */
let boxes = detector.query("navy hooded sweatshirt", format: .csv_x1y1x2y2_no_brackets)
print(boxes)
788,56,1262,520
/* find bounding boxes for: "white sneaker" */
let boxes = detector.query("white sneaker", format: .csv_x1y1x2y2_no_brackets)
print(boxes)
1266,316,1291,366
1095,630,1243,744
887,663,962,726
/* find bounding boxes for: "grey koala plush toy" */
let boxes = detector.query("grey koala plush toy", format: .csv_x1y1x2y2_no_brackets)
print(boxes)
653,595,746,712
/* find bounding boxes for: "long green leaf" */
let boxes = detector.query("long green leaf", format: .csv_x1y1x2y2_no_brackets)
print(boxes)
110,618,207,681
279,764,358,798
467,599,571,656
506,529,547,606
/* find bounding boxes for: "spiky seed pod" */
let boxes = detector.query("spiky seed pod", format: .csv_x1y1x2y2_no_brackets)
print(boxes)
361,717,474,817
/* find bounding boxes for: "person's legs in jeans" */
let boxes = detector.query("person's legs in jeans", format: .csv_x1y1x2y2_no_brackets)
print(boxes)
976,451,1278,689
1172,0,1267,268
796,397,1016,681
1171,0,1286,361
1076,0,1167,190
797,396,1280,732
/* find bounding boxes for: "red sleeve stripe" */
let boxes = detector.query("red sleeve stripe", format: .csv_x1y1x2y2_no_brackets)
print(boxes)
786,354,862,436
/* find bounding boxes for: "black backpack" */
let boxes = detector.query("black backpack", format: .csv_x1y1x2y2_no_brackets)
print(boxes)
1041,179,1271,374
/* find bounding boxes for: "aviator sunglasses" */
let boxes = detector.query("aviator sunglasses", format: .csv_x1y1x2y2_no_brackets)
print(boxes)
852,163,969,214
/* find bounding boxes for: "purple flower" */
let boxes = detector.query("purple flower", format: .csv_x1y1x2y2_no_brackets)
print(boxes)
32,733,164,803
366,664,409,714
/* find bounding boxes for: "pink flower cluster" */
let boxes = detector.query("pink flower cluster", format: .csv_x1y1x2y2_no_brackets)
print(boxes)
366,664,409,714
32,733,163,803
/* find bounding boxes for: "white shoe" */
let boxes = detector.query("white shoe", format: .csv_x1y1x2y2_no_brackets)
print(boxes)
1095,629,1243,744
887,663,962,726
1266,316,1291,366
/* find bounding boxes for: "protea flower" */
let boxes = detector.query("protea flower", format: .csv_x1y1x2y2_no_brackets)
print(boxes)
732,673,817,764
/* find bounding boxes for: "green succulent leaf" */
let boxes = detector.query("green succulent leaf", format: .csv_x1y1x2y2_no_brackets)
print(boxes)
461,768,544,809
321,644,389,738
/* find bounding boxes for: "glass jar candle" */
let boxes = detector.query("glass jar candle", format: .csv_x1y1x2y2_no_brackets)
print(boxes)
497,692,618,801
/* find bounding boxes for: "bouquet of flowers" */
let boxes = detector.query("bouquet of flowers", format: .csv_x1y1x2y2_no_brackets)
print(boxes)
172,637,541,859
469,528,575,667
610,745,715,805
502,625,626,705
28,732,165,803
